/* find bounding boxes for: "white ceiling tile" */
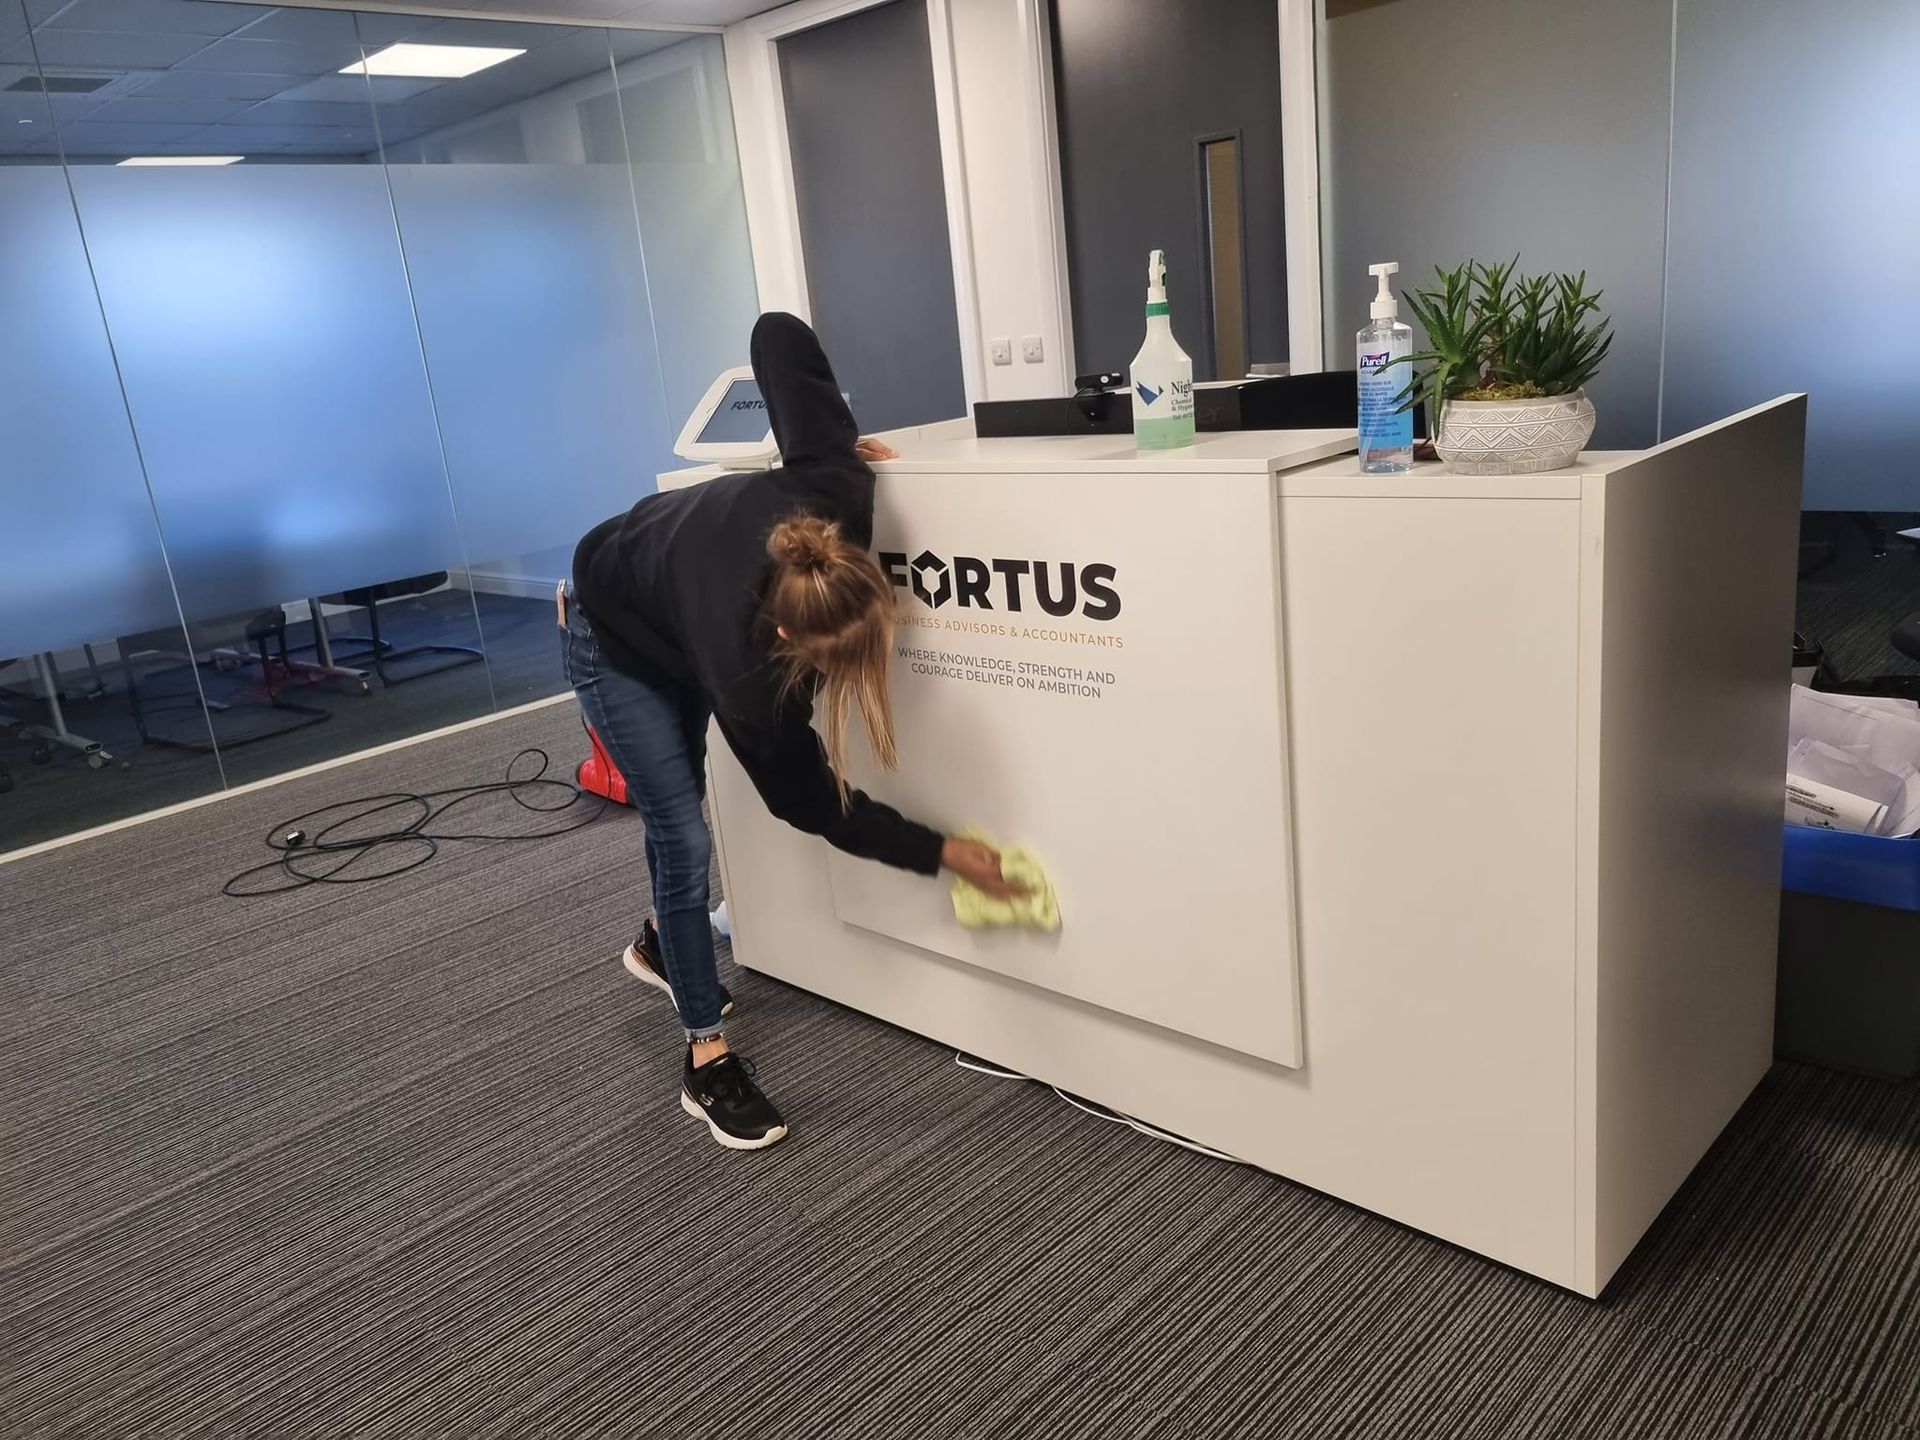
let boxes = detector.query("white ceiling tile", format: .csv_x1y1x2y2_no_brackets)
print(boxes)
11,27,213,66
607,27,683,59
131,66,286,98
174,34,356,74
42,0,270,38
231,96,370,125
275,71,439,102
350,12,430,46
0,88,100,123
408,17,583,48
611,0,782,20
85,93,244,122
48,115,199,150
228,6,372,43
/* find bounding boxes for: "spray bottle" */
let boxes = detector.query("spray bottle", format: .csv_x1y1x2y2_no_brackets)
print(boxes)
1356,262,1413,472
1130,249,1195,450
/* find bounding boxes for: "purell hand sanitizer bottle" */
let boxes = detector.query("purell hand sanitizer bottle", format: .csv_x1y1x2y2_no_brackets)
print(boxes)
1356,262,1413,472
1131,249,1195,450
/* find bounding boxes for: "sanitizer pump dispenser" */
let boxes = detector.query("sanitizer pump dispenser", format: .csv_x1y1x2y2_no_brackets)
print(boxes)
1356,262,1413,473
1131,249,1195,450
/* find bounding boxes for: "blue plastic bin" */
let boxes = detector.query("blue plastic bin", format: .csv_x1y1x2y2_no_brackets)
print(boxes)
1776,825,1920,1079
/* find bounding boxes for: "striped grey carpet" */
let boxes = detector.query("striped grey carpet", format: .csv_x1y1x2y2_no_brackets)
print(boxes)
3,703,1917,1440
1796,527,1920,681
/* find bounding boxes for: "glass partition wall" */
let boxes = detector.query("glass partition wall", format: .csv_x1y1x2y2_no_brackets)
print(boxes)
1323,0,1920,510
0,1,757,852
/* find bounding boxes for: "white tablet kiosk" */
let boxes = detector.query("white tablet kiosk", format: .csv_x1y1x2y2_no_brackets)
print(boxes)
675,366,781,468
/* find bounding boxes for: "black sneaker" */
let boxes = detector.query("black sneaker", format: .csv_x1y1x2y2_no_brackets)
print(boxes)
681,1050,788,1150
623,919,734,1017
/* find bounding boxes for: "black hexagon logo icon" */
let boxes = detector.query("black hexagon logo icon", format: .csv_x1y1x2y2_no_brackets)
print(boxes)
910,549,951,608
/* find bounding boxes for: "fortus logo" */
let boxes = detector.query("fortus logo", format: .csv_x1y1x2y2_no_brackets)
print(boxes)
880,551,1122,621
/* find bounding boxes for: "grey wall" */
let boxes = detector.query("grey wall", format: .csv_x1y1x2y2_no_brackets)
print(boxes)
1325,0,1920,509
1662,0,1919,512
1051,0,1290,380
779,0,968,432
1324,0,1671,450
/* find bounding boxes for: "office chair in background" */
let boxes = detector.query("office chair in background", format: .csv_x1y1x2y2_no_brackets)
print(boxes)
120,609,330,751
316,574,484,687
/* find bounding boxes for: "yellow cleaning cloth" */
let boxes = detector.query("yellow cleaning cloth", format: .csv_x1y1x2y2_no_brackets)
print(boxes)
950,829,1061,932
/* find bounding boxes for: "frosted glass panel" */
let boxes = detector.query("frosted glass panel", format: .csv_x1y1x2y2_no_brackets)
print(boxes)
613,32,761,437
1322,0,1671,448
368,20,675,711
66,164,467,618
368,23,758,708
1,1,224,852
50,0,494,793
384,162,671,562
1664,0,1920,510
372,22,676,574
2,1,759,846
0,169,184,658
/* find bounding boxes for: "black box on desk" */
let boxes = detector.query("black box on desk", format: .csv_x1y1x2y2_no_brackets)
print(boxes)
972,370,1418,439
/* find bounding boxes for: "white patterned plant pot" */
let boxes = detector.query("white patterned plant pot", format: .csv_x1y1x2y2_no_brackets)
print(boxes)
1434,391,1597,475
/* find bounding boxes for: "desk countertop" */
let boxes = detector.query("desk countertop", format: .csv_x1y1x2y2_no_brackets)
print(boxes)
866,426,1358,475
660,425,1358,487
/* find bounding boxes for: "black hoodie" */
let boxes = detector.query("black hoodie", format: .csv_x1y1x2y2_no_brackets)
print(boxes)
571,313,944,875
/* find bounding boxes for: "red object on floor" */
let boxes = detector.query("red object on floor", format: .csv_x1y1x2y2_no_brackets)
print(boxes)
576,725,631,805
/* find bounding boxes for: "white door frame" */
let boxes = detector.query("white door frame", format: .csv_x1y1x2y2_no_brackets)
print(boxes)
1013,0,1076,385
723,0,986,406
726,0,1323,397
1279,0,1324,372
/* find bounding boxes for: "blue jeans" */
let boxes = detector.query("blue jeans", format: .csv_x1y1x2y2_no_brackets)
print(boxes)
562,585,726,1040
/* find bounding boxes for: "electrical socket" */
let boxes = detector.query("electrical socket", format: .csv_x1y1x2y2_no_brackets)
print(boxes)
989,337,1013,366
1021,334,1045,364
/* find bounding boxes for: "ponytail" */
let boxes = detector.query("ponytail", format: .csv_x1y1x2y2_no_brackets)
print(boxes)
766,515,898,803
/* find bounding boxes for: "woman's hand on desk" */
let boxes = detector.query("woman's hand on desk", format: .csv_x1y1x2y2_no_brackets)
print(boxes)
942,836,1019,899
855,437,899,462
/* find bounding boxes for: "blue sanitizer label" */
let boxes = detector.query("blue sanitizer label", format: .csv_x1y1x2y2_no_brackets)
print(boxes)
1357,346,1412,455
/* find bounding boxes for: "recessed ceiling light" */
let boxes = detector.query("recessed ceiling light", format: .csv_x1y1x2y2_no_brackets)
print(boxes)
117,155,245,166
341,43,525,79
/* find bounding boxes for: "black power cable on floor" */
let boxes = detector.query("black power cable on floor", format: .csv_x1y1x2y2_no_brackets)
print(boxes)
223,745,611,898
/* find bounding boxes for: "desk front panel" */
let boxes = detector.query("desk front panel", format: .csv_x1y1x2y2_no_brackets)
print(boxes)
823,466,1303,1068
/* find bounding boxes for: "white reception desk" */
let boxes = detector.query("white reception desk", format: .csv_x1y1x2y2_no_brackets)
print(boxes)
660,395,1806,1296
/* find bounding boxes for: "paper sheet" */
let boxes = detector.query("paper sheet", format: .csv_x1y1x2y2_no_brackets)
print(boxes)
1788,686,1920,836
1786,775,1888,833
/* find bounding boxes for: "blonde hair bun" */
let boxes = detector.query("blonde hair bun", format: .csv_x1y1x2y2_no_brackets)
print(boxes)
767,514,841,572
